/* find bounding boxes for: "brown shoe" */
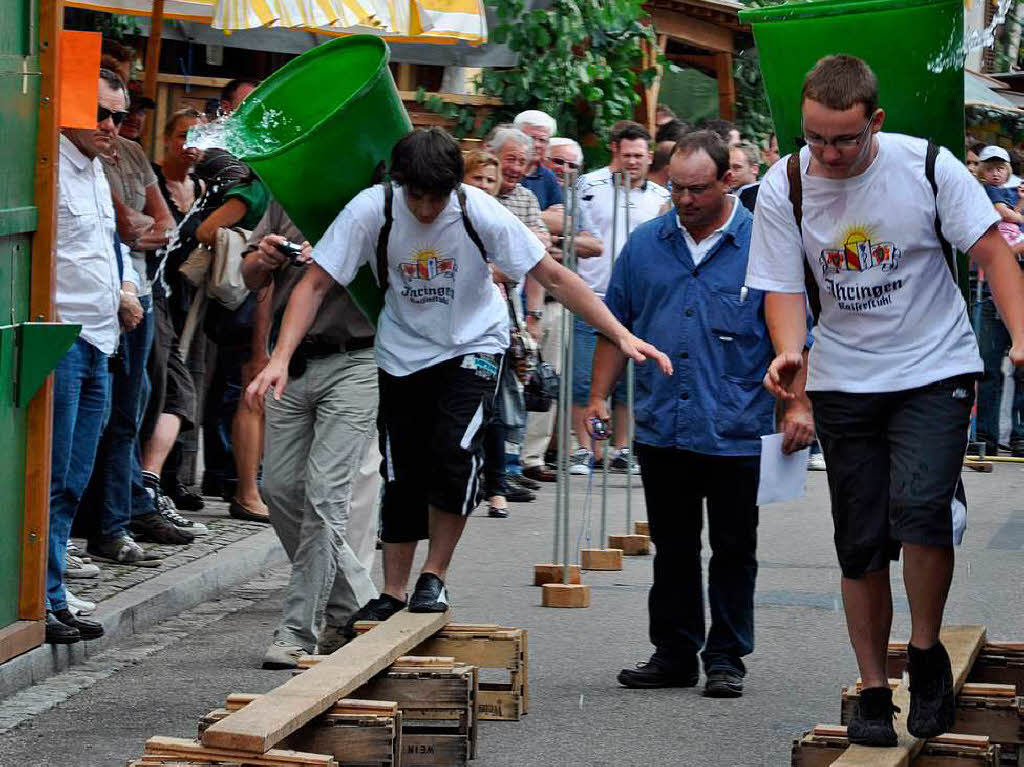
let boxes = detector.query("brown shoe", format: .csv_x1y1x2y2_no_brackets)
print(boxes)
522,465,557,482
229,499,271,523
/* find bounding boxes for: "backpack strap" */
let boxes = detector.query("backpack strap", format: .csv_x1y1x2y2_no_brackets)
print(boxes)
788,151,821,323
456,185,488,262
376,182,394,293
925,140,957,282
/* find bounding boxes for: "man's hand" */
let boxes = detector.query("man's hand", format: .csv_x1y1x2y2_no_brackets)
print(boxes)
119,291,143,331
134,225,171,251
778,397,815,454
525,314,542,342
764,352,804,400
254,235,291,271
616,332,673,376
242,353,271,388
245,357,289,411
298,240,313,264
582,395,611,443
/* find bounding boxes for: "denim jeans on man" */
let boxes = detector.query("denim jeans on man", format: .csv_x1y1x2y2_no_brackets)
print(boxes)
975,294,1024,451
81,294,157,540
49,338,111,612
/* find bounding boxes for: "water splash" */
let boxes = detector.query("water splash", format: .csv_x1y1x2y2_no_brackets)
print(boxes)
928,0,1015,73
185,105,304,159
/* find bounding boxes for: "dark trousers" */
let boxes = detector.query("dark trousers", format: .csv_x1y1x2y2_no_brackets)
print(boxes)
635,444,759,676
976,297,1024,451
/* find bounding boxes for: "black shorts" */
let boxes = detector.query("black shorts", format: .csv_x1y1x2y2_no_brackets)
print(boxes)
809,375,974,579
378,353,499,543
140,295,197,443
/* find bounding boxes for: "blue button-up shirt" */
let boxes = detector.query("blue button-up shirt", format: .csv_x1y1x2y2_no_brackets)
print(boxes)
521,164,563,211
605,202,776,456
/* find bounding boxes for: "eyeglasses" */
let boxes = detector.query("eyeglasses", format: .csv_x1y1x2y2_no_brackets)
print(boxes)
98,106,129,127
670,182,715,197
549,157,580,171
802,118,872,150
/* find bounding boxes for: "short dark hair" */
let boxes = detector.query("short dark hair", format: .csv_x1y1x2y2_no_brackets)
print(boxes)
655,119,691,144
966,140,985,157
696,118,738,143
610,121,651,145
673,130,730,179
390,128,464,196
801,55,878,119
99,67,128,105
220,78,260,105
651,141,676,173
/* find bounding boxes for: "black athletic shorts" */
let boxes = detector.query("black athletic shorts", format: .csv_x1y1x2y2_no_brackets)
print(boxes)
809,374,975,579
140,295,197,444
378,353,499,543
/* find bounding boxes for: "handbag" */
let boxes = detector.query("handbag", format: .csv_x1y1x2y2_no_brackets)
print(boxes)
495,352,527,430
502,292,559,413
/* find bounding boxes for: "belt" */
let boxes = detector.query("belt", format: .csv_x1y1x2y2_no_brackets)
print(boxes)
299,335,374,359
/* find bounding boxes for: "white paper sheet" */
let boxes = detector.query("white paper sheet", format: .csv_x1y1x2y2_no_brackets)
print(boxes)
756,433,810,506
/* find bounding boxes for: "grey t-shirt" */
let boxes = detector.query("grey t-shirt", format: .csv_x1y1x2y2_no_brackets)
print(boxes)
101,135,157,296
246,200,374,347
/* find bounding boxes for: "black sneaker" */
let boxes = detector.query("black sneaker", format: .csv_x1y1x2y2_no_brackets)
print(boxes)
703,669,744,698
52,608,104,641
342,593,407,639
164,481,204,512
847,686,900,747
408,573,451,613
907,641,955,739
45,612,80,644
129,511,195,545
505,483,536,503
513,473,541,491
617,655,699,689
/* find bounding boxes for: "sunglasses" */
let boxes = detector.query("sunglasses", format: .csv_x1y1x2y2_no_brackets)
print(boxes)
550,157,580,171
98,106,129,127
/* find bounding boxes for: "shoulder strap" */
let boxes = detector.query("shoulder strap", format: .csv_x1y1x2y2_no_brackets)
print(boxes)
456,185,488,262
376,182,394,293
788,152,821,323
926,140,958,282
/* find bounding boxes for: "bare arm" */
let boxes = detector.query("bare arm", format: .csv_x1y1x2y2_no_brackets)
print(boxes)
971,226,1024,362
196,198,248,247
572,231,603,259
762,291,810,400
541,205,564,235
528,254,672,374
994,202,1024,224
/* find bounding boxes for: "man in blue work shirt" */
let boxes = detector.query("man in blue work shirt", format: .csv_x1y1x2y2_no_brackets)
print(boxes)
584,131,813,698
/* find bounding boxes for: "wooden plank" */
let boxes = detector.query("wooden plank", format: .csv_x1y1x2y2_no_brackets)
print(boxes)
145,737,336,766
0,621,44,664
831,625,986,767
202,610,450,753
224,694,399,717
714,51,736,122
20,0,62,625
649,8,735,53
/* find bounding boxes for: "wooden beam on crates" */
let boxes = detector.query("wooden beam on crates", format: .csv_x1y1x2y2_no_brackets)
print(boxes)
201,610,449,753
144,736,337,766
831,625,986,767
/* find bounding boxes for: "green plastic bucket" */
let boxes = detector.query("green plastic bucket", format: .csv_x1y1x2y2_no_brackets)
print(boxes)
233,35,412,322
739,0,964,159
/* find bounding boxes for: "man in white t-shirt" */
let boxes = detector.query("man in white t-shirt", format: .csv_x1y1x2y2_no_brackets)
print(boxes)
572,122,671,473
248,128,671,620
747,55,1024,747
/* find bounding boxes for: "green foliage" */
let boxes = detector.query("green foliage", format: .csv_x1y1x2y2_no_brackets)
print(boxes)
733,48,774,146
421,0,656,157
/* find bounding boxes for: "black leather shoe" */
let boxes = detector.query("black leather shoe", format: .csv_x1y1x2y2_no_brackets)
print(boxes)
617,656,699,689
45,612,80,644
908,641,955,739
165,481,205,511
408,572,451,613
342,593,407,639
53,608,104,640
848,686,899,746
505,483,535,503
703,669,744,698
513,473,541,490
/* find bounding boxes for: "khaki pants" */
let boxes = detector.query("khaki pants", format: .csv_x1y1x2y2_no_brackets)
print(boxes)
522,302,563,469
263,347,380,651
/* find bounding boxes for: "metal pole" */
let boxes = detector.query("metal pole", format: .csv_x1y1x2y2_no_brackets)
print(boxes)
622,172,636,532
600,172,621,545
552,168,573,565
561,172,578,584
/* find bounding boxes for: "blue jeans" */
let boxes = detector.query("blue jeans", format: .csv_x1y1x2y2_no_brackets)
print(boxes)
572,316,627,405
976,297,1024,450
49,338,111,612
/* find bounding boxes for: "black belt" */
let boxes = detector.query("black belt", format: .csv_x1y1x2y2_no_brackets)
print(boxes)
288,336,374,379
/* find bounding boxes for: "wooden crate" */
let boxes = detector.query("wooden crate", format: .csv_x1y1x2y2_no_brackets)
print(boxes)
841,681,1023,753
353,623,528,721
888,643,1024,695
199,700,401,767
791,726,1001,767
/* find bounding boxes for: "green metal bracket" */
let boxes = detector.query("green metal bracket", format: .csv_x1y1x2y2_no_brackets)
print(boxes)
16,322,80,407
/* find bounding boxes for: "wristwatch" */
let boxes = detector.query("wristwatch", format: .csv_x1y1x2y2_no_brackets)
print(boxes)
525,310,543,320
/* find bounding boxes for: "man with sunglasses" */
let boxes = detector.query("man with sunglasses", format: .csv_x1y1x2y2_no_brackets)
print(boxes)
747,55,1024,746
47,69,146,644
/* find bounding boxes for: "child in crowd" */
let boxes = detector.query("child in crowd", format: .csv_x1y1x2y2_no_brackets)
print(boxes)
979,146,1024,255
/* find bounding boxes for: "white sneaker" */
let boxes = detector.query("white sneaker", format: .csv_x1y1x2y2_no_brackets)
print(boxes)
808,452,827,471
609,448,641,475
66,588,96,615
66,540,90,562
262,640,307,670
65,554,100,579
569,449,593,476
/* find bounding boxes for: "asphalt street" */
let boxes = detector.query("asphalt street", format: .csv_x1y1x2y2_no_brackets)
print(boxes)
2,465,1023,766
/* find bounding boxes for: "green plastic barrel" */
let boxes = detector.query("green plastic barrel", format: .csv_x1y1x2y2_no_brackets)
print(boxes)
233,35,412,322
739,0,964,159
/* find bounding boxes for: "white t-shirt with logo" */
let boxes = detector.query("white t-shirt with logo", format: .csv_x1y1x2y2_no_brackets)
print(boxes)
577,167,670,294
746,133,995,393
314,183,546,377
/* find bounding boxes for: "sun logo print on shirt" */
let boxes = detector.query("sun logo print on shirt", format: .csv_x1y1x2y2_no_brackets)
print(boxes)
820,225,901,276
398,245,457,284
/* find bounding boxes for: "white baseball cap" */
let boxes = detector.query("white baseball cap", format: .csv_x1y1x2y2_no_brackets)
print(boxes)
979,145,1011,163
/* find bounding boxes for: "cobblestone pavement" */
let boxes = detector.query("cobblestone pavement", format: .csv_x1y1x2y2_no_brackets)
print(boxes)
67,499,270,605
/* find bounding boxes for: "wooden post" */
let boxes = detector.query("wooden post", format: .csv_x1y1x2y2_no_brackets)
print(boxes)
20,0,62,625
637,34,667,136
141,0,165,156
714,51,736,122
